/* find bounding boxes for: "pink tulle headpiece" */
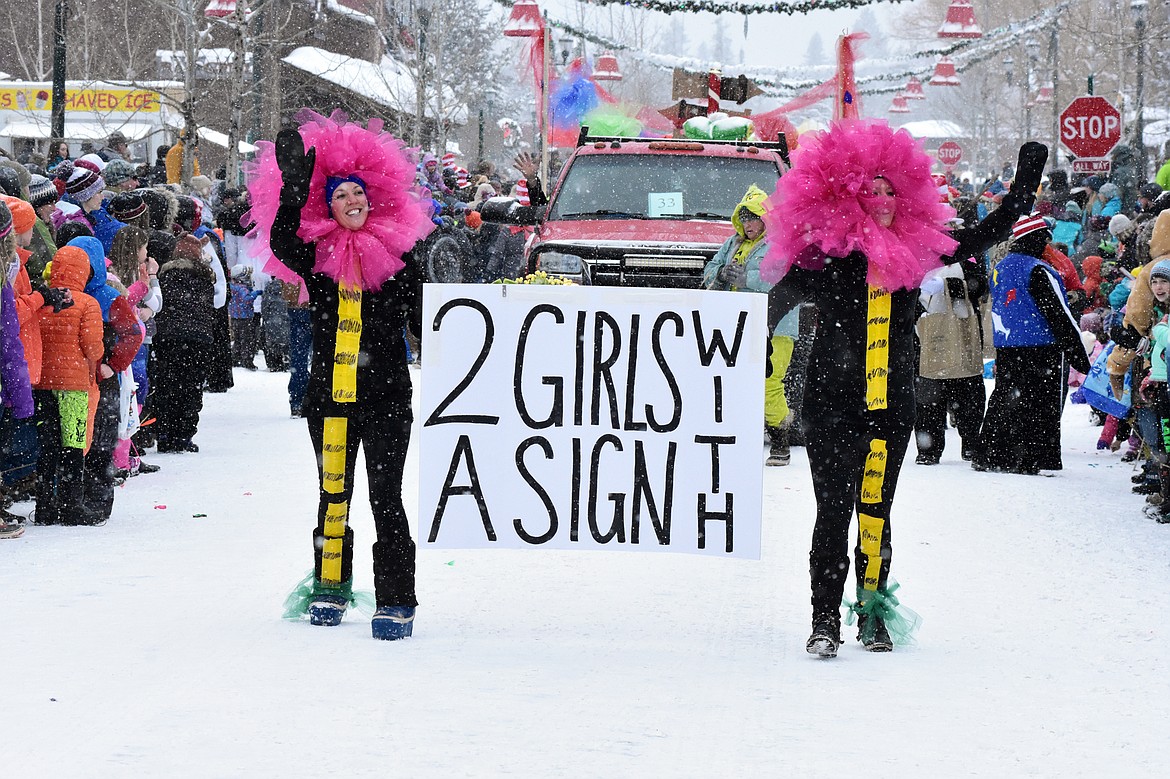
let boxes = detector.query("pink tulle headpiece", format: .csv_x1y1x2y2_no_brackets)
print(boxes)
759,118,958,292
244,109,434,291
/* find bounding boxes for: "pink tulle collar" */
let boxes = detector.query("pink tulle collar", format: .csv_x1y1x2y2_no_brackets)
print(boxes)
760,118,958,291
245,110,434,292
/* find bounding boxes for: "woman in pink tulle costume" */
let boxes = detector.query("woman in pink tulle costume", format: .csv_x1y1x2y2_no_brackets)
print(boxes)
246,110,434,640
762,119,1047,657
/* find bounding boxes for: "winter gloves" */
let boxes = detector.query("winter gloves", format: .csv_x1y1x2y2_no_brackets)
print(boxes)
719,262,747,288
1000,141,1049,217
275,129,316,210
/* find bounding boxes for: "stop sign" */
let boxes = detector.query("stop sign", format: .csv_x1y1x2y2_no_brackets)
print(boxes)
1060,96,1122,159
938,141,963,167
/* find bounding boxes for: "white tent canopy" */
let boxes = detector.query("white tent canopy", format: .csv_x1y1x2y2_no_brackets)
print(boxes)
0,120,159,141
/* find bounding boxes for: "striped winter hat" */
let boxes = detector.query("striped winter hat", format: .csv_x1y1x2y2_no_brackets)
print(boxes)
1011,213,1050,240
455,167,469,188
66,166,105,203
442,152,457,170
109,191,148,222
515,178,530,206
28,174,59,209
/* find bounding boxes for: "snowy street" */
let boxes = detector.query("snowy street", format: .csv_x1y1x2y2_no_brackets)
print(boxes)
4,366,1168,776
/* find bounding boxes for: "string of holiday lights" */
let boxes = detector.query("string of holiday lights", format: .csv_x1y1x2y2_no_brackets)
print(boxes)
493,0,1070,97
560,0,910,15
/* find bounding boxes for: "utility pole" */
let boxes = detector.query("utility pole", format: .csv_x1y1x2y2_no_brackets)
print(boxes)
51,0,67,143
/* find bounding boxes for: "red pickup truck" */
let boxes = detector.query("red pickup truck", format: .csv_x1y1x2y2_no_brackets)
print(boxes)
495,132,789,288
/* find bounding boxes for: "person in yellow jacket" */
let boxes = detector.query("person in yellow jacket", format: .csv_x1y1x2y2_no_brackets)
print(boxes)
165,136,201,185
701,185,801,466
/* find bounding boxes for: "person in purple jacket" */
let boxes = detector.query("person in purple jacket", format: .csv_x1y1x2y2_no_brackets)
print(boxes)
0,201,36,536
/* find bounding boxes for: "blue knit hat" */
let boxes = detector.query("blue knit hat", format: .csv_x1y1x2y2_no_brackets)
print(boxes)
1151,259,1170,282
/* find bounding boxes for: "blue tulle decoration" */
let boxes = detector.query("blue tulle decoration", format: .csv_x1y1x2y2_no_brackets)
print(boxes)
550,73,600,131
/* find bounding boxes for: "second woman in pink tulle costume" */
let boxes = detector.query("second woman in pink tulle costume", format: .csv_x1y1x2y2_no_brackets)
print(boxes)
762,118,1048,657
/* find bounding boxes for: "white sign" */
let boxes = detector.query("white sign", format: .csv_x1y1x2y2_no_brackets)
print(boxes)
1071,157,1112,175
419,284,765,559
648,191,684,217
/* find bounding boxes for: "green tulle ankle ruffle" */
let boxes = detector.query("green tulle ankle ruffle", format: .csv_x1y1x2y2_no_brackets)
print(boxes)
843,579,922,646
282,571,377,620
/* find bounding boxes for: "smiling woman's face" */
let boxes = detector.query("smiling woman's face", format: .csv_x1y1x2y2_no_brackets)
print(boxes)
866,176,897,228
330,181,369,231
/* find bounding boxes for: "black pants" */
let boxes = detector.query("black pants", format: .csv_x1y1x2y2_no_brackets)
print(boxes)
976,346,1065,472
307,408,416,607
207,307,234,392
231,317,258,368
153,340,211,447
914,374,986,460
804,407,911,621
33,389,85,524
82,376,120,524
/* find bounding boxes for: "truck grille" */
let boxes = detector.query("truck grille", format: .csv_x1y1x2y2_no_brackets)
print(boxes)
621,253,708,270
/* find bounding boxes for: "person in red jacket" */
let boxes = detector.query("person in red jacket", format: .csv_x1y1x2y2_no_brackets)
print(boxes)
65,235,144,525
33,246,104,526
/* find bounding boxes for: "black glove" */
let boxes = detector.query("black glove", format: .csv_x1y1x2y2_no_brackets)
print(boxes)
945,277,966,300
1111,323,1143,350
1009,142,1049,201
275,129,316,209
41,286,73,313
719,263,747,287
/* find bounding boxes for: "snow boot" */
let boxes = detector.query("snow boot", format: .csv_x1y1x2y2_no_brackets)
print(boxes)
765,426,790,467
806,616,841,658
308,593,348,627
371,606,416,640
857,614,894,652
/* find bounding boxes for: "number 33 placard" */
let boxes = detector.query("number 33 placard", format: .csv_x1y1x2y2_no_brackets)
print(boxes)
648,191,684,217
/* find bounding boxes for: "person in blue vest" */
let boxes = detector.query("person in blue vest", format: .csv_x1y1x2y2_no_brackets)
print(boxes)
974,214,1091,474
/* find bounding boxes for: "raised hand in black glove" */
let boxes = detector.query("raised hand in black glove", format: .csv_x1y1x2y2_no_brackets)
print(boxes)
1001,141,1049,216
41,286,73,313
275,129,316,209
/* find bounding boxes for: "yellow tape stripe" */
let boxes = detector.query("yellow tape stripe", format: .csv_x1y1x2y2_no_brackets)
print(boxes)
865,286,891,411
320,538,344,585
332,282,362,403
858,513,885,591
860,438,888,505
322,417,348,495
323,501,349,539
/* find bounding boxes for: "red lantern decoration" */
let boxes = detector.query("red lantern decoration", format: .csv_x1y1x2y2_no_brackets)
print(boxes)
504,0,543,37
1035,83,1054,104
929,56,961,87
592,52,622,81
204,0,236,17
888,94,911,114
937,0,982,39
904,76,926,100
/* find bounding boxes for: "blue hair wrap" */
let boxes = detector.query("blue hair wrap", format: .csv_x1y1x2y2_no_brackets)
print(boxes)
325,174,367,207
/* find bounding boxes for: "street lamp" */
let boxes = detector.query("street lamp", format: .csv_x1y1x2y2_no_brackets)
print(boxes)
415,0,434,149
1132,0,1148,179
1025,38,1040,140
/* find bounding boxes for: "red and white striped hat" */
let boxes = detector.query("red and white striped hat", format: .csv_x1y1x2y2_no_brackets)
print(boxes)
442,153,457,170
1011,213,1050,240
456,167,469,188
515,178,530,206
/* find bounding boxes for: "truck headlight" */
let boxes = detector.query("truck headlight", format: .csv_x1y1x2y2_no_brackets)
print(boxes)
537,251,583,274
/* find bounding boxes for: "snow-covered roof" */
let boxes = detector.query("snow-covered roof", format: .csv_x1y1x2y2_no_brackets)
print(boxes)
898,120,967,139
322,0,376,27
282,46,467,125
197,126,258,154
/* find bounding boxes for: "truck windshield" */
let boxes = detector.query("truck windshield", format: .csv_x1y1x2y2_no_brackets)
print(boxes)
549,154,780,221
